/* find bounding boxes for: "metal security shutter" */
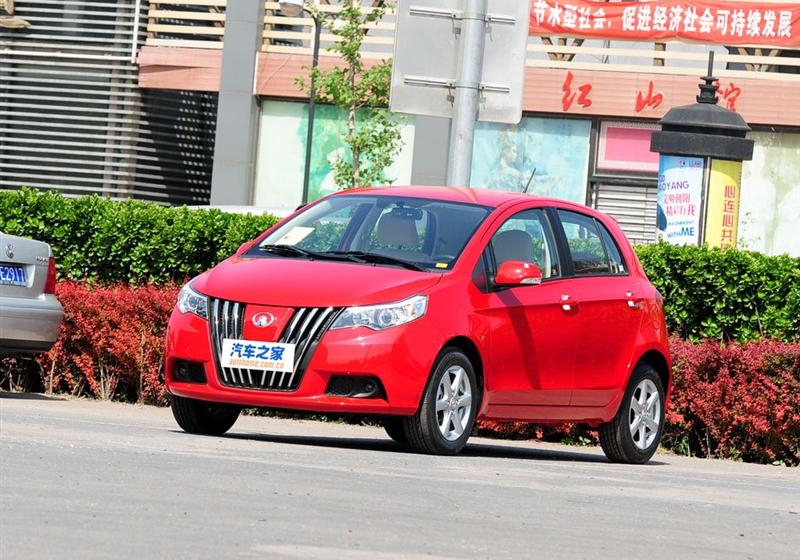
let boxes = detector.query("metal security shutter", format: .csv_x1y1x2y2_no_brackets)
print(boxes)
135,89,217,204
0,0,216,204
592,183,658,246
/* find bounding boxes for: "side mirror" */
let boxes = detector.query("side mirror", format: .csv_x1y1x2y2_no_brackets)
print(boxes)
237,241,252,254
495,261,543,287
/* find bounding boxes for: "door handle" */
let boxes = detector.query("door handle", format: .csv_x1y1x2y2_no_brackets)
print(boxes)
561,294,577,312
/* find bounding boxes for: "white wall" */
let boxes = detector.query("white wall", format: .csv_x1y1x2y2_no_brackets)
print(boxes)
739,130,800,257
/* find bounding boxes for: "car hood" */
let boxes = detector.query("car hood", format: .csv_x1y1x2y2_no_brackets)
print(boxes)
194,255,444,308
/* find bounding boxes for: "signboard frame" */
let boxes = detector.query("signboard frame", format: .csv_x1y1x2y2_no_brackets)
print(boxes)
390,0,531,124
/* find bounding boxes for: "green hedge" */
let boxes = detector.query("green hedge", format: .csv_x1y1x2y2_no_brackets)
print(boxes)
0,189,279,284
1,189,798,342
635,244,800,342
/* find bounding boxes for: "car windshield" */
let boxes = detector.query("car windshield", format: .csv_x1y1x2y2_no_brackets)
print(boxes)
249,195,492,272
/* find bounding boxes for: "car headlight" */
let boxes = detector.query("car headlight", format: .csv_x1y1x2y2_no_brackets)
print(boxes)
331,295,428,331
177,283,208,320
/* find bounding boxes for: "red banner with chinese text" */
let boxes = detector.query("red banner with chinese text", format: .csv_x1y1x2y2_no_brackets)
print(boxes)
529,0,800,47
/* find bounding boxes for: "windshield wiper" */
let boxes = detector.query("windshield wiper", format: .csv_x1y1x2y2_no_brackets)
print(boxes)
259,244,321,259
260,244,363,264
259,246,427,271
332,251,427,272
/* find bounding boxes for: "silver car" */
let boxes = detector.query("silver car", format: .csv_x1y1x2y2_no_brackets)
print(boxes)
0,232,63,355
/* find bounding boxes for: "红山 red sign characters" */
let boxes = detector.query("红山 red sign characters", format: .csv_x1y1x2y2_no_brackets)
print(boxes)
529,0,800,48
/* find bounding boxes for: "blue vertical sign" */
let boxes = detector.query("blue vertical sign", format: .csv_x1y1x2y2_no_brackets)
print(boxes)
657,155,705,245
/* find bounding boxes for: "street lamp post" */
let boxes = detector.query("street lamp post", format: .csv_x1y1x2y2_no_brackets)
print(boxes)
279,0,321,204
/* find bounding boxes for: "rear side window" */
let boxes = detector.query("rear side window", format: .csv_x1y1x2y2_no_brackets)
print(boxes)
596,221,626,274
557,210,627,276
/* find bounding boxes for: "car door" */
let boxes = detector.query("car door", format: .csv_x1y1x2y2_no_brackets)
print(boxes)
551,208,644,407
471,206,579,411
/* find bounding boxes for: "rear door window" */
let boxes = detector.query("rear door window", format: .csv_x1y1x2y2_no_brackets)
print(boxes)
556,209,627,276
596,221,627,274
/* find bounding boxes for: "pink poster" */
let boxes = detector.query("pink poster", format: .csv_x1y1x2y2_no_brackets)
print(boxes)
597,121,660,173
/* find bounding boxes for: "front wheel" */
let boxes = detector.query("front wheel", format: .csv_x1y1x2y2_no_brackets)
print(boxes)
598,363,665,464
403,348,478,455
383,418,408,444
171,395,241,435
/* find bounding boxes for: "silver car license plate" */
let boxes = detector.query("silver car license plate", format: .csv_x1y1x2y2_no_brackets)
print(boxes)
0,263,26,286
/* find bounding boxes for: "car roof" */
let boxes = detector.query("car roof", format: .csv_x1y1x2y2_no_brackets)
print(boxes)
335,186,572,209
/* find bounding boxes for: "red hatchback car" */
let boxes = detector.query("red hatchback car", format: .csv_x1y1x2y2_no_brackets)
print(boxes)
166,187,671,463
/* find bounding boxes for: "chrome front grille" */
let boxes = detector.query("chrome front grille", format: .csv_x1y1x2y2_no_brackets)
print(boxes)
208,299,340,392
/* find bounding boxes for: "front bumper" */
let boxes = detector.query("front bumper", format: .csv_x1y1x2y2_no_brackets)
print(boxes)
0,294,63,354
165,308,438,415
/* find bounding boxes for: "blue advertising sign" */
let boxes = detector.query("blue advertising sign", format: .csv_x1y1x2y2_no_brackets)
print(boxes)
657,155,705,245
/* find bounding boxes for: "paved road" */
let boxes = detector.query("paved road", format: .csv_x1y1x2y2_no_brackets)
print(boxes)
1,394,798,560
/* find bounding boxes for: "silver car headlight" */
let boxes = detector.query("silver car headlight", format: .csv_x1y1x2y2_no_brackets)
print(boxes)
177,283,208,320
331,295,428,331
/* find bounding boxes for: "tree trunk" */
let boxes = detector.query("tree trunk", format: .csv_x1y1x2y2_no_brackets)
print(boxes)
348,65,359,188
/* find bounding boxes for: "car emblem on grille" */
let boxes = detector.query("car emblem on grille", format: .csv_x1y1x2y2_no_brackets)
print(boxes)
252,312,275,328
4,243,13,259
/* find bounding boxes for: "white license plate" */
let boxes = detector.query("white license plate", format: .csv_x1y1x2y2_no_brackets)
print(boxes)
220,339,295,373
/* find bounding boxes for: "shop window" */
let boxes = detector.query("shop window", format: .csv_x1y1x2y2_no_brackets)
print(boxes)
471,117,591,203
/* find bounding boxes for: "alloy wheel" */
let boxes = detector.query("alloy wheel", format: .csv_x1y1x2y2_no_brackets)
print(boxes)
629,379,661,451
435,365,472,442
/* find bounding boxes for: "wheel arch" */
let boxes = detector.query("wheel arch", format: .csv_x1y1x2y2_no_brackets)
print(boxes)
637,349,671,395
442,336,485,400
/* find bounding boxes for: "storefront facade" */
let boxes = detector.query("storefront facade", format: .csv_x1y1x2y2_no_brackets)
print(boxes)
2,1,798,255
0,0,218,204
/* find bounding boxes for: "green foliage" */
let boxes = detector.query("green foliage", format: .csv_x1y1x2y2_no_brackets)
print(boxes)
3,190,799,344
0,189,278,284
636,243,800,342
295,221,348,253
331,109,403,188
296,0,403,189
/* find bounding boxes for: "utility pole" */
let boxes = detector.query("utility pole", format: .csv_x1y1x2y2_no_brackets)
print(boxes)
446,0,487,187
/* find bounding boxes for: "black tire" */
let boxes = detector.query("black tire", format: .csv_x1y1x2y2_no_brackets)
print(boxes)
171,395,241,435
23,360,44,393
403,348,478,455
383,418,408,444
0,358,43,393
599,363,665,464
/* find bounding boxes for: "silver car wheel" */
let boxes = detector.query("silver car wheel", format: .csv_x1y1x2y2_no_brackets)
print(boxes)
629,379,661,451
435,365,472,442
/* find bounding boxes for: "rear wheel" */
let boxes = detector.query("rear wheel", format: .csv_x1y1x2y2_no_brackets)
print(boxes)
598,363,665,464
403,348,477,455
171,395,241,435
0,358,43,393
383,418,408,444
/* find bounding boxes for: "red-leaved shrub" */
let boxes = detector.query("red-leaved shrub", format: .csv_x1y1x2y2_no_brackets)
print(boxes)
475,420,599,447
665,336,800,464
37,281,178,405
